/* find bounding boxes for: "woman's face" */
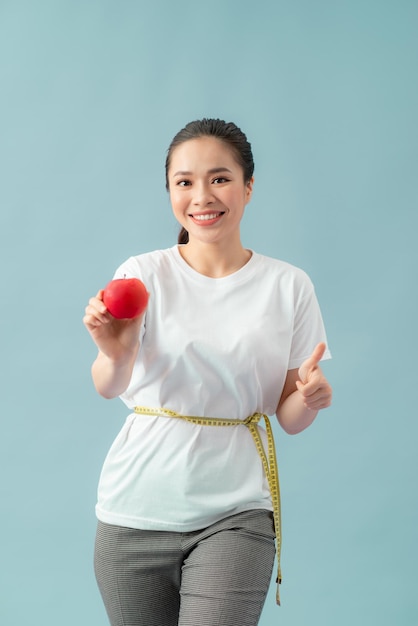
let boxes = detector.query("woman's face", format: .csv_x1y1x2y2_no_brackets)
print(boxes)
168,137,253,246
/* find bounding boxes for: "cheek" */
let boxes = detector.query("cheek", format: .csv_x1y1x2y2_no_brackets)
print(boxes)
170,191,187,217
169,189,181,207
225,189,247,208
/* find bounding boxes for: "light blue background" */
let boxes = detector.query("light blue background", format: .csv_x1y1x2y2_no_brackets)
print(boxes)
1,1,417,624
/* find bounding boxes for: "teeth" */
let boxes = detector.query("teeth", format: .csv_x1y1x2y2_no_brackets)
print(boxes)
193,213,221,221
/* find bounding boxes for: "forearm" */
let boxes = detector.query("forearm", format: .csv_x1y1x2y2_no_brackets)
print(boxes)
276,390,319,435
91,346,139,399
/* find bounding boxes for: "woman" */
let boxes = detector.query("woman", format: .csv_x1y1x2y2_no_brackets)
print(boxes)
83,118,332,626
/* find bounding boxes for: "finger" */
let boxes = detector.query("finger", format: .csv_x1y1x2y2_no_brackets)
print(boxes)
89,295,107,312
310,342,326,367
88,296,108,315
296,380,317,397
296,384,331,408
303,395,332,410
296,374,327,397
296,378,332,398
84,300,111,325
296,379,322,398
83,314,104,329
298,343,327,383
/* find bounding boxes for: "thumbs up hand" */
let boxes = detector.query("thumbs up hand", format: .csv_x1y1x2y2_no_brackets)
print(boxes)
296,343,332,410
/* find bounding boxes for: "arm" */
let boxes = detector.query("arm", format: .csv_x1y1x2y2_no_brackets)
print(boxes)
276,343,332,435
83,290,146,399
90,345,140,399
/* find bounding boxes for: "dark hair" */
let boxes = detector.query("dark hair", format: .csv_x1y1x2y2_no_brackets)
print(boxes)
165,119,254,244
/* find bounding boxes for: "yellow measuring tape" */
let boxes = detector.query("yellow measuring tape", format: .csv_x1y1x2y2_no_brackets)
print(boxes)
133,406,282,605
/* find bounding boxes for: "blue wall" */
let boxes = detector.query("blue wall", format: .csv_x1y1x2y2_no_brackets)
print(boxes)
1,1,417,624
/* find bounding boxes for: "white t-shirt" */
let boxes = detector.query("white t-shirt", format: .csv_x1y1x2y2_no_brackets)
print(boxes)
96,246,331,531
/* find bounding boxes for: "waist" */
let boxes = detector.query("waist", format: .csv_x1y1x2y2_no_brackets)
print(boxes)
134,405,283,605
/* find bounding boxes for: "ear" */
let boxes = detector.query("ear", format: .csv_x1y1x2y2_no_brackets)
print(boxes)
245,176,254,203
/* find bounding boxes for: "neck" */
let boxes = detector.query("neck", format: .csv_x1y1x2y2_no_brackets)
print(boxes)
178,239,252,278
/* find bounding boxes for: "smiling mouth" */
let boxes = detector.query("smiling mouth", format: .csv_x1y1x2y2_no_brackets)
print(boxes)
190,212,225,221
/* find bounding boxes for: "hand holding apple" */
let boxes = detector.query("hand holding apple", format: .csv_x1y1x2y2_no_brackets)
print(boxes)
83,280,149,398
83,278,149,367
103,277,149,319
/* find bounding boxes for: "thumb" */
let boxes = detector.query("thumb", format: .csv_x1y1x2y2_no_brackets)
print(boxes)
310,342,326,366
299,342,326,383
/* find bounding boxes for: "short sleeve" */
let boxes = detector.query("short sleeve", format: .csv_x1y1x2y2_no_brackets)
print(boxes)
288,279,332,370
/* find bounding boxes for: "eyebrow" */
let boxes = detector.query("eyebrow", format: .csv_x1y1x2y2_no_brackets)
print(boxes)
172,167,233,177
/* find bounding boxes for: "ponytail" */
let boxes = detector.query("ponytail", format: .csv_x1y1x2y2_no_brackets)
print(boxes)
178,227,189,245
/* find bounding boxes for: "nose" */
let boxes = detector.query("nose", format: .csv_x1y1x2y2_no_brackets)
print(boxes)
192,182,215,207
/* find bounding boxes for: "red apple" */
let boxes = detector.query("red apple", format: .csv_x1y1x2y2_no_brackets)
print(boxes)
103,277,149,319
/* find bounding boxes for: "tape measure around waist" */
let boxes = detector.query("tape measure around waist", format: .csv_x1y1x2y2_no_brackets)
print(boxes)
133,406,282,606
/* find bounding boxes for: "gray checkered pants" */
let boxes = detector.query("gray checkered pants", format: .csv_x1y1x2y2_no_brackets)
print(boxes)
94,509,275,626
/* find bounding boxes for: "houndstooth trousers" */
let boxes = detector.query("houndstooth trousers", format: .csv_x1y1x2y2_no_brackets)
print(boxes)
94,509,276,626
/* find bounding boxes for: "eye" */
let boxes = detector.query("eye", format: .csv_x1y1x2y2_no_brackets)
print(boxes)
177,179,192,187
212,177,229,184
